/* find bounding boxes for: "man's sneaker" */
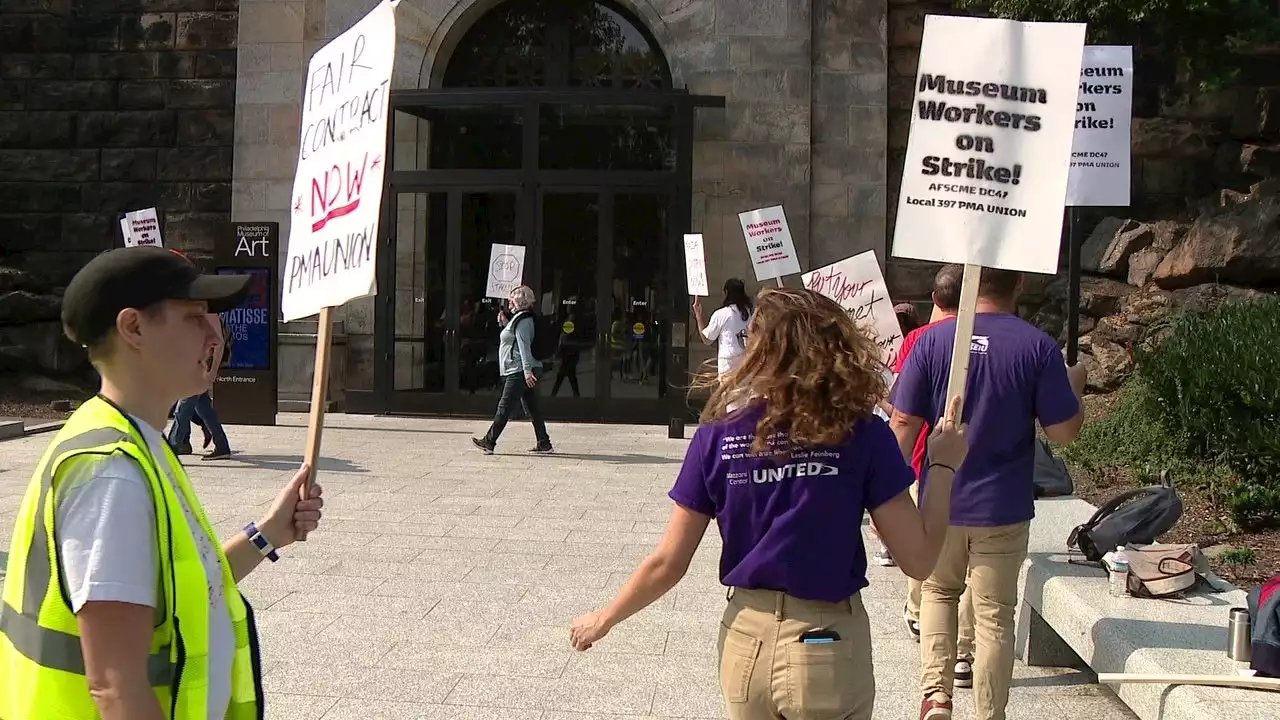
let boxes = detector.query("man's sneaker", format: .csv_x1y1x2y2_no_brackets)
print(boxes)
873,546,896,567
529,443,554,454
471,437,494,455
920,694,953,720
904,605,921,642
201,448,232,461
954,655,974,688
171,443,193,456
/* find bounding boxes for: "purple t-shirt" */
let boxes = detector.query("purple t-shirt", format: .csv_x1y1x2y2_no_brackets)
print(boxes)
668,408,914,602
890,313,1080,527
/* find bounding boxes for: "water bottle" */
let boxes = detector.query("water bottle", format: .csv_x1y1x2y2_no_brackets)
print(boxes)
1109,545,1129,598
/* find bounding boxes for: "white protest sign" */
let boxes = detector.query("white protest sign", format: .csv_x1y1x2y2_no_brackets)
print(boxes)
892,15,1086,274
122,207,163,248
683,234,709,296
738,205,801,282
1067,45,1133,207
281,0,396,322
802,250,904,368
485,243,526,299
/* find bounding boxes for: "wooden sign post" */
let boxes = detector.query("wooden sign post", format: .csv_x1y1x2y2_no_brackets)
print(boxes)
944,264,982,423
297,306,335,540
280,0,400,541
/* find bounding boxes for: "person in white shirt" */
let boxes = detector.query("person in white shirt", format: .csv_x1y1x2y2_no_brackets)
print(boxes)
692,277,753,378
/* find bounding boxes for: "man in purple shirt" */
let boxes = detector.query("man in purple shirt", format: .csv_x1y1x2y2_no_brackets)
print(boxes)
890,269,1087,720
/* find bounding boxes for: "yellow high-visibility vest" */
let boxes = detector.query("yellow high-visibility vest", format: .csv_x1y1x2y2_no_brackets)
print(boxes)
0,395,264,719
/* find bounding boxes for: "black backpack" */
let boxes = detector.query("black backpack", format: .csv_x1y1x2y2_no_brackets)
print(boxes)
1032,438,1074,498
1067,473,1183,562
511,310,557,362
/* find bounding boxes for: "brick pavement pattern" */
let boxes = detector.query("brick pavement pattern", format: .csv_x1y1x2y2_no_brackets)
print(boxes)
0,414,1136,719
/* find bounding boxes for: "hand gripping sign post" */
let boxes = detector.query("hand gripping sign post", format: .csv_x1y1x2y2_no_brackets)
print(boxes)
281,0,398,534
1064,46,1133,364
683,233,709,296
485,244,526,299
892,15,1085,421
738,205,801,287
802,250,904,369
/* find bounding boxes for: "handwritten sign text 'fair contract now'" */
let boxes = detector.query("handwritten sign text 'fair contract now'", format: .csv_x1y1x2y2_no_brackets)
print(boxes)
738,205,801,282
683,234,709,296
802,250,904,368
282,0,397,322
122,207,163,248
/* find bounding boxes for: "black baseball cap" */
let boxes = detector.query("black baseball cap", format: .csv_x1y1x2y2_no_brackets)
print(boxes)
62,247,252,347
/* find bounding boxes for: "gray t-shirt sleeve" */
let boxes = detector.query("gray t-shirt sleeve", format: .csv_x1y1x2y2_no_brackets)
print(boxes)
54,453,160,613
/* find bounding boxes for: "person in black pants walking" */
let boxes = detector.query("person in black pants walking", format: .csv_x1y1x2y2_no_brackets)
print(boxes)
552,314,581,397
472,285,553,454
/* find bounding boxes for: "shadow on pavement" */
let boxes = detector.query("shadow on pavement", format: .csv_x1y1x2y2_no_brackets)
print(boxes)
542,452,682,465
204,454,367,473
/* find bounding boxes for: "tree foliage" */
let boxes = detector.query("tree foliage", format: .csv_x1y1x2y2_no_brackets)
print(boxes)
956,0,1280,97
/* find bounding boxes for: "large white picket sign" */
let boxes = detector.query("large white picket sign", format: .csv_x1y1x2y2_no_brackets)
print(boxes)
802,250,904,368
683,234,709,296
1067,45,1133,207
892,15,1086,274
485,243,526,299
738,205,801,282
282,0,397,322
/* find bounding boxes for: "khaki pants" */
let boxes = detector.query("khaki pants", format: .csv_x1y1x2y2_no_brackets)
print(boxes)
718,588,875,720
906,576,975,657
905,485,975,657
919,522,1031,720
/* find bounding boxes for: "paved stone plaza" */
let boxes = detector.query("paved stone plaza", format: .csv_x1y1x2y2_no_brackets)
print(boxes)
0,415,1137,719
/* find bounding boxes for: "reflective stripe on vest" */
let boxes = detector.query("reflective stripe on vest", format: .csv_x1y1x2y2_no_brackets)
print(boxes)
0,427,177,685
2,400,264,720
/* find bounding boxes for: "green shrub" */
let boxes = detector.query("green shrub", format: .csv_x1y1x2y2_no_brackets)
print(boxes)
1219,546,1257,566
1136,297,1280,530
1061,379,1232,497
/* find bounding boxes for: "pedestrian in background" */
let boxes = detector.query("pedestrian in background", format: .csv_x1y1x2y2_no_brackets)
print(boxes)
472,284,554,454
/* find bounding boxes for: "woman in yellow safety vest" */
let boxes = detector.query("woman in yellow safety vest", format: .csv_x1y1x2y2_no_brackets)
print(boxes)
1,247,325,719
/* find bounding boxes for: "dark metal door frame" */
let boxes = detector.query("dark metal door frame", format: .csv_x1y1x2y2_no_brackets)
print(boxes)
363,88,723,424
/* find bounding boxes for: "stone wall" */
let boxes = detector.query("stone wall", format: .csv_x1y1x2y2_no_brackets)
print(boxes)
252,0,891,393
0,0,238,378
0,1,239,281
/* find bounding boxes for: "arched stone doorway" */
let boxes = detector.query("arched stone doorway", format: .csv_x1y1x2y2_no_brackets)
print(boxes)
368,0,723,427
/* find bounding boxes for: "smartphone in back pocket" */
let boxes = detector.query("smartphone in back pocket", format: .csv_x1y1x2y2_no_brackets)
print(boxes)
798,629,841,644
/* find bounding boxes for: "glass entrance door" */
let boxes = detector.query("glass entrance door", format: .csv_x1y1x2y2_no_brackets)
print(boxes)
385,188,522,414
382,186,673,420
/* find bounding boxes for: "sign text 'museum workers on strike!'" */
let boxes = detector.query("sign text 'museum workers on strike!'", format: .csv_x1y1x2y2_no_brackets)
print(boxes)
892,16,1085,275
281,0,397,322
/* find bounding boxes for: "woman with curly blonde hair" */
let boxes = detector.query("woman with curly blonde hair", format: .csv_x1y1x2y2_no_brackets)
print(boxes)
570,287,968,720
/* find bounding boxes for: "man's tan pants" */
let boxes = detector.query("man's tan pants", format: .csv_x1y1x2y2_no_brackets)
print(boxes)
905,484,975,657
919,522,1031,720
718,588,875,720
